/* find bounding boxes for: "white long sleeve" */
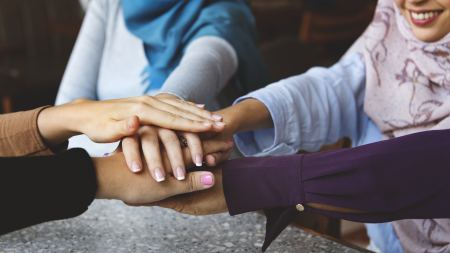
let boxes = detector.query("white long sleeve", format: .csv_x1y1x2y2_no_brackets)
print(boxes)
55,0,107,105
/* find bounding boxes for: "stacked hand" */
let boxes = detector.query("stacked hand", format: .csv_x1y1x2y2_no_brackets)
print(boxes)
119,93,232,182
95,138,232,206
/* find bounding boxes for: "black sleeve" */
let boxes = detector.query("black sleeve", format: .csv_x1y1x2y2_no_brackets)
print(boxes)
0,148,97,234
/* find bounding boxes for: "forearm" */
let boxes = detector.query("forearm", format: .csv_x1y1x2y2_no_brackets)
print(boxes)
219,98,273,134
231,54,366,157
55,0,106,105
158,37,238,104
0,107,53,156
37,104,81,146
0,149,97,235
224,129,450,221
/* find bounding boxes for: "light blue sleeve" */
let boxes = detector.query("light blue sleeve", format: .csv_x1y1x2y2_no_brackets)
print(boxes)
55,0,107,105
234,53,367,157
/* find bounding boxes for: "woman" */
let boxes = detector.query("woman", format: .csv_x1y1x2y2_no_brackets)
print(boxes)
157,0,450,252
55,0,267,182
0,96,233,234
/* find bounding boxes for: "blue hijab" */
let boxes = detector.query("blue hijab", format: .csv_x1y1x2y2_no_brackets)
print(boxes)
121,0,267,93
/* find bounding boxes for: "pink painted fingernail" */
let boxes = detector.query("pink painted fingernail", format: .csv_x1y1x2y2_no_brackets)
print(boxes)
212,114,223,121
196,104,205,108
200,174,214,186
195,154,203,167
131,162,141,173
154,169,165,182
176,167,185,180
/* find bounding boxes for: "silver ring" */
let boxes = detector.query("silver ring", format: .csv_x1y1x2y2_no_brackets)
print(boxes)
178,135,188,148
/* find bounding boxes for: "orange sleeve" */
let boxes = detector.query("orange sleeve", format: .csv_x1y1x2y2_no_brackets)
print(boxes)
0,107,54,156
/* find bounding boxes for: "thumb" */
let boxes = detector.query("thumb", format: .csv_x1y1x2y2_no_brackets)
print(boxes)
109,116,140,140
170,171,215,195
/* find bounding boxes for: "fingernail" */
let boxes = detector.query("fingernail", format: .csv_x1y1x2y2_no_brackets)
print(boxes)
131,162,141,173
195,154,203,167
200,174,214,186
154,169,165,182
214,122,225,128
212,114,223,121
176,167,185,180
196,104,205,108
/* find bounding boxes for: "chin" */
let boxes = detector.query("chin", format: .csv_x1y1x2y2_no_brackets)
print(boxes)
411,28,447,42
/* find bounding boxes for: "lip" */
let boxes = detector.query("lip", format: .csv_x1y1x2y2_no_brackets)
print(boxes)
408,10,443,27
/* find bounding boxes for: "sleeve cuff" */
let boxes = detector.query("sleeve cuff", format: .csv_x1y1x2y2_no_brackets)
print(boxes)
222,155,304,215
0,148,97,234
233,93,297,157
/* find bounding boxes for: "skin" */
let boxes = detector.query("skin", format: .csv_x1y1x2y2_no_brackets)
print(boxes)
157,1,450,215
156,99,363,214
38,96,230,182
121,93,227,182
95,140,233,205
35,97,234,204
395,0,450,42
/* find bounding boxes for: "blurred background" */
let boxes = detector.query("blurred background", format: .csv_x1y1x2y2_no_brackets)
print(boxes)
0,0,376,248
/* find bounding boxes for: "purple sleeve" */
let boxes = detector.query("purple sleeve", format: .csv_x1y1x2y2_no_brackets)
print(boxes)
222,129,450,251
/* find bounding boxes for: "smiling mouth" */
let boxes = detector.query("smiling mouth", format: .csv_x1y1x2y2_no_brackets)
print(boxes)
409,10,443,26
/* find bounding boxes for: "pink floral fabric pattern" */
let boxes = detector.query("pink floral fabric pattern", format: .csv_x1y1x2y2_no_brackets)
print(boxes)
361,1,450,251
363,0,450,138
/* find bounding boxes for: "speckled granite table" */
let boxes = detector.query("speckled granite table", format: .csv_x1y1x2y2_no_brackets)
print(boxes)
0,200,366,253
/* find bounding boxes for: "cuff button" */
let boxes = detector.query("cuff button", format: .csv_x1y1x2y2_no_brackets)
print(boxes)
295,204,305,212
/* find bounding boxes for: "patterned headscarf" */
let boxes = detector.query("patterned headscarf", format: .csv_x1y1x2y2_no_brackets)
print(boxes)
363,0,450,138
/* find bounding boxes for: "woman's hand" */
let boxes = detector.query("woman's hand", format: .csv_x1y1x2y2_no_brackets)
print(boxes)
94,153,216,205
95,136,232,205
37,96,221,146
154,168,228,215
121,125,234,182
121,93,227,181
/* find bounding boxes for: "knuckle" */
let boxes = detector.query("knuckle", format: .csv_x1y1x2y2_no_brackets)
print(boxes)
133,102,147,114
187,175,197,192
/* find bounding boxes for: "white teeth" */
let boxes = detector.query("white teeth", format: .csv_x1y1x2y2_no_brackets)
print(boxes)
411,11,440,21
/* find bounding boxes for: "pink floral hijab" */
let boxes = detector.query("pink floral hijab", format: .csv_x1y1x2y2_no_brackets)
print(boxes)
361,1,450,251
363,0,450,138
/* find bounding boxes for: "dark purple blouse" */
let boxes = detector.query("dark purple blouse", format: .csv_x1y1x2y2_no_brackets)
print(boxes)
222,129,450,251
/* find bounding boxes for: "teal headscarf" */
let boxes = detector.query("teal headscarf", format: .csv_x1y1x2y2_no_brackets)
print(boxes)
122,0,267,94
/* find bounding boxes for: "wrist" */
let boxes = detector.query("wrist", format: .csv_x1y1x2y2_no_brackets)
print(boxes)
37,105,78,146
227,99,272,133
94,155,125,200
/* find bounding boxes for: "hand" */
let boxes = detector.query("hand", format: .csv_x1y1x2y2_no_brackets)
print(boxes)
121,93,227,181
121,126,234,182
93,153,217,205
154,168,228,215
37,96,221,146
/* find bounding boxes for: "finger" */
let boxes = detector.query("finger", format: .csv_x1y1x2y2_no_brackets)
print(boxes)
122,135,142,173
169,171,215,195
157,97,223,122
158,128,186,180
140,126,166,182
141,96,213,122
100,116,140,142
183,132,203,167
205,149,232,167
134,106,216,133
202,139,234,155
